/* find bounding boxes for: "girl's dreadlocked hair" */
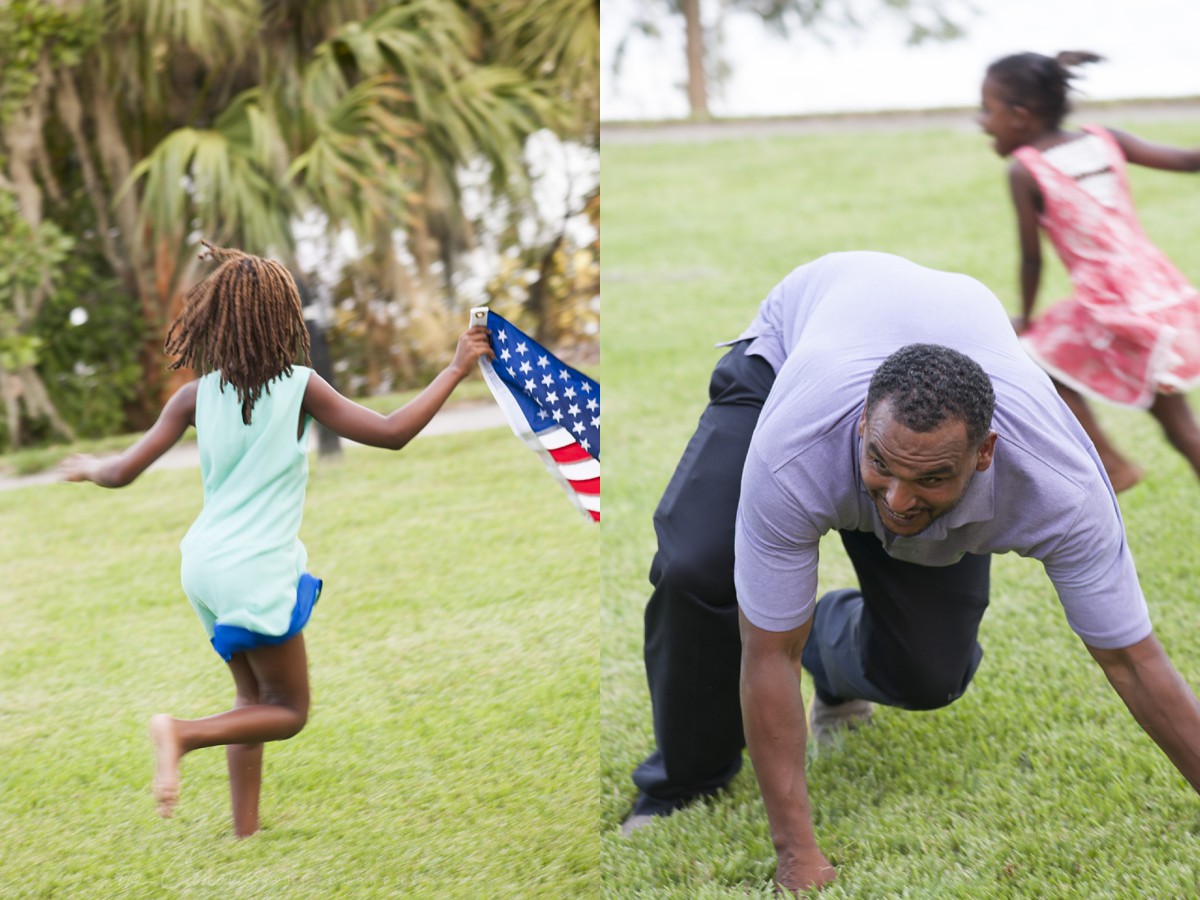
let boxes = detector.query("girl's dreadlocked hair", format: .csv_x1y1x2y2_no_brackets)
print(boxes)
165,241,311,425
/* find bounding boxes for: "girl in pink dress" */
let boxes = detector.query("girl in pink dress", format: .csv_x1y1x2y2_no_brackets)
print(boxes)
979,51,1200,492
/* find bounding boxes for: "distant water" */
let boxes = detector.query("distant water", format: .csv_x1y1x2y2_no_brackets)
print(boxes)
601,0,1200,121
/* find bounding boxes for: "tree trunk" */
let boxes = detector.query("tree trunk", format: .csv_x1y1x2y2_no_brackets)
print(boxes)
404,208,453,371
295,274,342,459
0,368,20,449
529,233,565,347
89,71,166,426
17,366,75,442
0,53,77,448
54,71,126,288
683,0,709,119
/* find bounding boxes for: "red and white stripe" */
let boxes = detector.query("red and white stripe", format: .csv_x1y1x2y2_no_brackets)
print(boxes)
540,427,600,521
478,354,600,523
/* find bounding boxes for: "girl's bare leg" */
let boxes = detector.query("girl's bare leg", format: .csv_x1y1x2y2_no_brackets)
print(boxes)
226,653,264,838
149,634,310,834
1054,381,1142,492
1149,392,1200,479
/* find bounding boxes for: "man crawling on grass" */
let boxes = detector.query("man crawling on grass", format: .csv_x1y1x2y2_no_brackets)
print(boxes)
622,252,1200,894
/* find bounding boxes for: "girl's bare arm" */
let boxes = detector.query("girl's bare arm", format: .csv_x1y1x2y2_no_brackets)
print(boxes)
61,380,198,487
1109,128,1200,172
301,327,493,451
1008,160,1044,328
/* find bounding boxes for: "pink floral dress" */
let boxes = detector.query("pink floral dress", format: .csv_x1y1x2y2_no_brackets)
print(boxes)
1014,125,1200,408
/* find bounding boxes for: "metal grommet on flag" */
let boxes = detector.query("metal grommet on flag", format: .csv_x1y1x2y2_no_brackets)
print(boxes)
472,307,600,522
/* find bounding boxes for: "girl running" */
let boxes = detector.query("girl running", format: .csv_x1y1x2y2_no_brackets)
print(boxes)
63,242,492,836
979,51,1200,491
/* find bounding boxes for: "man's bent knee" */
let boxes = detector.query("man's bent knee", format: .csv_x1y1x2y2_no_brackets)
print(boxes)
896,685,962,711
884,661,978,711
650,552,734,612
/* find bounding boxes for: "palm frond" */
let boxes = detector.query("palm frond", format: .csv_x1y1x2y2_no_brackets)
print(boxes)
124,100,292,254
485,0,598,80
286,76,421,237
104,0,258,67
424,66,562,191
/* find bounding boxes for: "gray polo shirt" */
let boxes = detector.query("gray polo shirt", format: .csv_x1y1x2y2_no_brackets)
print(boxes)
733,252,1150,650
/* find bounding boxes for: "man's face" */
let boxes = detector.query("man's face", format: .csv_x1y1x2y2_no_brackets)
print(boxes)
858,399,997,537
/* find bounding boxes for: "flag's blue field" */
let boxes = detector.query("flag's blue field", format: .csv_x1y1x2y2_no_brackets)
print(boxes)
479,309,601,522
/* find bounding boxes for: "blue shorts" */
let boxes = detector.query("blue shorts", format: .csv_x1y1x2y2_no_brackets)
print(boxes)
210,573,323,661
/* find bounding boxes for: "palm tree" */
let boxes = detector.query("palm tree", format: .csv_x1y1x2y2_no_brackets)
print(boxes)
471,0,600,146
0,0,95,447
133,0,579,390
5,0,578,436
457,0,600,348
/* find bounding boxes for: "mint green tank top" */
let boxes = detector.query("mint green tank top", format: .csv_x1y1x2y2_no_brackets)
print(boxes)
180,366,314,637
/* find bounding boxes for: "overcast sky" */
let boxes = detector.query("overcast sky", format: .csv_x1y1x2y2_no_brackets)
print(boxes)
601,0,1200,120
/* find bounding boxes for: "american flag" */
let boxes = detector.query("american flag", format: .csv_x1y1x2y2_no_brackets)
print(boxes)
475,309,600,522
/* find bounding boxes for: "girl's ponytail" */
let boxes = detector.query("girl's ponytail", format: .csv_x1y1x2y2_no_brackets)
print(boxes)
987,50,1104,129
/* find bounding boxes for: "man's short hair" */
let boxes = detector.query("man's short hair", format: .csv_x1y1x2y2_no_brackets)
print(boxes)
866,344,995,446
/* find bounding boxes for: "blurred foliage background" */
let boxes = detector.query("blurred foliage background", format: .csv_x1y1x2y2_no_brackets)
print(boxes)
0,0,598,451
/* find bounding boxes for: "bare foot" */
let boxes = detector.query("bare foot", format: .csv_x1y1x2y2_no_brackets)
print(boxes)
148,714,181,818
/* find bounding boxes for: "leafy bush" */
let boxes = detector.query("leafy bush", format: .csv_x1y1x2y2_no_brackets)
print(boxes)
0,189,142,450
31,252,143,443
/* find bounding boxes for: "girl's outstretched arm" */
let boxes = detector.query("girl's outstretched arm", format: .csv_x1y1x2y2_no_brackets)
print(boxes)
1109,128,1200,172
61,380,198,487
1008,160,1044,330
302,326,494,451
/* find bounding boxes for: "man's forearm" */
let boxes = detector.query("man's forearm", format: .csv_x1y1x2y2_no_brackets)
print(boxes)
738,610,835,893
740,650,821,857
1090,635,1200,793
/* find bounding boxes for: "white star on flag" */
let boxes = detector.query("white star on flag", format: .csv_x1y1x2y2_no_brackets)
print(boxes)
471,307,599,522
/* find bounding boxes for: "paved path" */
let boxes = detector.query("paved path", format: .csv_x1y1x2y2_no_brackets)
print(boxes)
600,98,1200,145
0,400,508,492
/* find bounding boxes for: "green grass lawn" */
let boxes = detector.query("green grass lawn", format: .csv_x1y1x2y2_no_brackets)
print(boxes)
0,425,598,898
602,120,1200,897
